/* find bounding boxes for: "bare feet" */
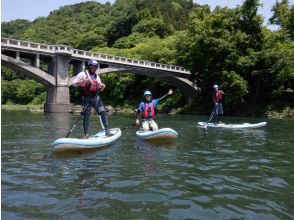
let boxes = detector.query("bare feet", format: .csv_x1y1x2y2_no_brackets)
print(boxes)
105,130,113,137
83,134,89,139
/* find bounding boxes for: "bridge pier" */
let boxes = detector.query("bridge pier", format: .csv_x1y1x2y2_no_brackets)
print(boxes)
16,51,20,61
32,53,40,68
44,55,72,113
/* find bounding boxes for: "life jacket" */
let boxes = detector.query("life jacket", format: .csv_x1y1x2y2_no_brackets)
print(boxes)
214,90,223,103
80,70,102,95
142,102,155,119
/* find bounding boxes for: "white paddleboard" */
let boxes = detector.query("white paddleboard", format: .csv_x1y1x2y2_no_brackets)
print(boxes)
136,128,178,141
52,128,121,152
197,122,267,129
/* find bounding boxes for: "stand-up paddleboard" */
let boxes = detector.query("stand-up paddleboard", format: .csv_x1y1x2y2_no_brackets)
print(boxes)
52,128,121,152
136,128,178,141
197,122,267,129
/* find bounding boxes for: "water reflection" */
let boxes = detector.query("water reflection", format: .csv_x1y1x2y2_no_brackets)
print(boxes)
52,148,104,159
44,112,71,139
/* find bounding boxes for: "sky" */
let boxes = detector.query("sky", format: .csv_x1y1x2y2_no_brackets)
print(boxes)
1,0,292,29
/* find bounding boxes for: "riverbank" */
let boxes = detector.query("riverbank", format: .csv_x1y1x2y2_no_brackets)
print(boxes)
266,107,294,119
1,104,44,112
1,104,134,114
1,104,293,119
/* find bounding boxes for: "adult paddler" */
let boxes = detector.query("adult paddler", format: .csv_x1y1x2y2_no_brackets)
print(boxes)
136,89,173,132
212,84,224,124
73,59,112,138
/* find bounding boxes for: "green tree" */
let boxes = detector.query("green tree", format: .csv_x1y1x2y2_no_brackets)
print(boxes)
113,32,146,49
1,79,46,104
1,19,31,38
270,0,294,40
266,0,294,109
175,1,270,113
1,64,24,80
132,17,169,38
1,80,16,104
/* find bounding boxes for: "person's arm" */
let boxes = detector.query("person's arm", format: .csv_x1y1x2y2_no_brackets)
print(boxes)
96,74,106,91
213,94,217,104
135,111,141,125
72,72,89,87
135,104,142,125
158,89,173,101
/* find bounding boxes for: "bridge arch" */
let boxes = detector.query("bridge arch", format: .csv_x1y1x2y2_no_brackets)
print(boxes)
1,54,55,87
70,66,198,104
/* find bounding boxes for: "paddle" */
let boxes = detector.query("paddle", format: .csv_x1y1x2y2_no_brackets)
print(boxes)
65,93,99,138
121,123,138,131
121,109,139,131
202,106,215,129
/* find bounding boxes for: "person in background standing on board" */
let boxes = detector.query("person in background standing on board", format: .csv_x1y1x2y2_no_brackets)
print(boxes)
212,84,224,124
136,89,173,132
73,59,112,138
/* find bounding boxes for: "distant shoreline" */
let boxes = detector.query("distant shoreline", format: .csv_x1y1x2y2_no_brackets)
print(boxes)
1,104,293,119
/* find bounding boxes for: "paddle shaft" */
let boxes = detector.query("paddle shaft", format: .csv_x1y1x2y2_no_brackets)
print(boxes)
207,109,215,123
121,123,138,130
65,93,99,138
201,106,215,128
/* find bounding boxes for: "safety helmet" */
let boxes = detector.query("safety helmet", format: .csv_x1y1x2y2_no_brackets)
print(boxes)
87,59,99,68
144,90,152,96
213,84,219,89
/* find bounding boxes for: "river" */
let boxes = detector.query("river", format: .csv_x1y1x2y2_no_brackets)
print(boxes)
1,111,294,219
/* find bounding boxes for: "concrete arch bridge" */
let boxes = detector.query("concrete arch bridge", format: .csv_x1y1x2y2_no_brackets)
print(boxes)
1,37,198,112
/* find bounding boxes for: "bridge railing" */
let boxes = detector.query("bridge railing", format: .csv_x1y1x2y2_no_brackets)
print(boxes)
1,38,56,53
1,37,190,74
71,48,188,73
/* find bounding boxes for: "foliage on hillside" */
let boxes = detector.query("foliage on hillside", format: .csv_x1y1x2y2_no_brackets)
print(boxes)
1,0,293,115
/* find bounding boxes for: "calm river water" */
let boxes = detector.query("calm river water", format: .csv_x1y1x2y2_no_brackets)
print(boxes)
1,111,294,219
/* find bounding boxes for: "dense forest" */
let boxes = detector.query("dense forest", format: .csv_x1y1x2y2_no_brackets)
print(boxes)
1,0,293,116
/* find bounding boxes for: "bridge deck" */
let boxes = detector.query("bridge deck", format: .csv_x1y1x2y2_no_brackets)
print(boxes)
1,37,190,76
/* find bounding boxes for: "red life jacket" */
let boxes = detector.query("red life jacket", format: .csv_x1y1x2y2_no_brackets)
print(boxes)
142,102,155,119
214,90,223,103
80,71,102,95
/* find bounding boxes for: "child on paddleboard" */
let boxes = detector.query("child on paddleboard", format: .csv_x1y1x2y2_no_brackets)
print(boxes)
136,89,173,132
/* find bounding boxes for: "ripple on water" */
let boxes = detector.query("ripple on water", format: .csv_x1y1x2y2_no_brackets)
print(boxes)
3,191,59,207
105,180,143,188
1,112,294,219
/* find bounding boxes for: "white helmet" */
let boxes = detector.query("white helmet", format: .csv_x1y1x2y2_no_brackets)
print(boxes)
144,90,152,96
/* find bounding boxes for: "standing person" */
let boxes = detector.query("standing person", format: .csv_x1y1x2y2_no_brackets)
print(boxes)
73,59,112,138
136,89,173,131
212,84,224,124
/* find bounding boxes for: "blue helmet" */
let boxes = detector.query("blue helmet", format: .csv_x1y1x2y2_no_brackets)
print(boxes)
144,90,152,96
213,84,219,89
87,59,99,68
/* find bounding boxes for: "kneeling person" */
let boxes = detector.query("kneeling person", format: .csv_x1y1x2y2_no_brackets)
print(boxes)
136,89,173,132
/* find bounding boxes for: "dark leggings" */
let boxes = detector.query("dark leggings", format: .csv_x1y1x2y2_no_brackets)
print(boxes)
82,95,109,134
